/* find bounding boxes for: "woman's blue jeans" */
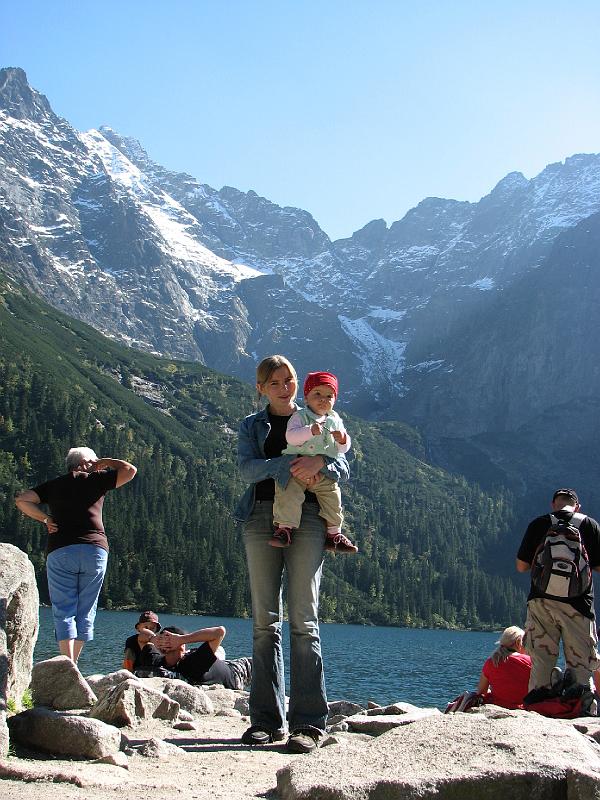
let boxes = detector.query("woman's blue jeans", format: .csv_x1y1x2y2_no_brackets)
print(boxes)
46,543,108,641
244,500,328,734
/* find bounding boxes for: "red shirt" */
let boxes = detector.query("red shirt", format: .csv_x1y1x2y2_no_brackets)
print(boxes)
482,652,531,709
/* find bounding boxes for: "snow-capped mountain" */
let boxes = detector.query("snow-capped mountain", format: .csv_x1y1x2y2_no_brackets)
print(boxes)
99,115,600,415
0,67,366,389
3,66,600,503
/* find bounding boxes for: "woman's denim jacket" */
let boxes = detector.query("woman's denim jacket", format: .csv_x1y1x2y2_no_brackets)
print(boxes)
234,406,350,523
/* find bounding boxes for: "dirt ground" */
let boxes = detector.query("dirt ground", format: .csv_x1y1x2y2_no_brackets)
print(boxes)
0,714,305,800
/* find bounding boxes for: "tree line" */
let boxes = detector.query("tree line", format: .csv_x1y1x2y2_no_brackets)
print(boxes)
0,271,527,628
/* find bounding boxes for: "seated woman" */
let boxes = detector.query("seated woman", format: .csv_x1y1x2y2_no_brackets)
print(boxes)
476,625,532,709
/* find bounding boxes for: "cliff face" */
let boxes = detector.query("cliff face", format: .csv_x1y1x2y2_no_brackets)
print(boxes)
397,213,600,502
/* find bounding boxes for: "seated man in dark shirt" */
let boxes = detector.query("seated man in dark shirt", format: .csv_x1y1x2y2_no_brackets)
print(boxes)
137,624,252,691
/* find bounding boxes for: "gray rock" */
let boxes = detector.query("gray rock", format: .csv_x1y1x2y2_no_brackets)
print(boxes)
277,709,600,799
327,721,349,733
216,707,242,718
134,676,165,693
31,656,97,710
86,669,136,700
321,734,345,748
161,679,214,716
201,684,236,713
173,720,197,731
365,701,421,716
327,700,365,718
7,707,121,759
89,678,179,727
0,543,39,756
234,694,250,716
572,718,600,744
177,709,194,722
119,733,135,756
138,737,185,758
96,751,129,768
566,767,600,799
346,707,441,734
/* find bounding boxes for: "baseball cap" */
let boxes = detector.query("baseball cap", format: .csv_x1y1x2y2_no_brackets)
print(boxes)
136,610,160,628
552,488,579,505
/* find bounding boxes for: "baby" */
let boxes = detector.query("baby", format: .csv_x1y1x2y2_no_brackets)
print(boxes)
270,371,358,553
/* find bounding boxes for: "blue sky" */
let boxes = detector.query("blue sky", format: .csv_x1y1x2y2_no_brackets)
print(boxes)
3,1,600,240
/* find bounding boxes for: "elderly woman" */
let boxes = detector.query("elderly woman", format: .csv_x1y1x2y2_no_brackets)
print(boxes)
476,625,532,709
15,446,136,662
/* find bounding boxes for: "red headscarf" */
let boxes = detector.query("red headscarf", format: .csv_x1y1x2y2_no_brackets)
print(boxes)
303,371,338,398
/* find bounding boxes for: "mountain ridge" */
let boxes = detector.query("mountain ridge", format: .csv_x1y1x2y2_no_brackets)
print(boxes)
2,66,600,510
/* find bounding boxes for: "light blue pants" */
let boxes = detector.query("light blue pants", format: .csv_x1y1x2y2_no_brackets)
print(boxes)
244,500,328,734
46,544,108,641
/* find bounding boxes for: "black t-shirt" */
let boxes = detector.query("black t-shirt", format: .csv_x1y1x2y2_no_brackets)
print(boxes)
138,641,216,683
517,509,600,619
254,412,289,501
254,410,317,504
34,470,117,554
123,634,144,670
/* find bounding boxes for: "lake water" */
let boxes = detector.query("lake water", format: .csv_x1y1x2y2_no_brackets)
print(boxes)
34,608,510,709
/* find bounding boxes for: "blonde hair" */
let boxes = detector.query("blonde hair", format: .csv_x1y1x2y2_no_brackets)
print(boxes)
255,355,298,405
491,625,524,666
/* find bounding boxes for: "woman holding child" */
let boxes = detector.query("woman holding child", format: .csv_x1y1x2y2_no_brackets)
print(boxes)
235,355,350,754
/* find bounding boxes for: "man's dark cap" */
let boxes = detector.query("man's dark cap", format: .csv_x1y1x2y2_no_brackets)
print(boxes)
552,488,579,505
162,625,185,635
136,610,160,627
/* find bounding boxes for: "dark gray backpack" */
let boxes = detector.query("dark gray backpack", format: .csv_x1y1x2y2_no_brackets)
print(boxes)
531,512,592,599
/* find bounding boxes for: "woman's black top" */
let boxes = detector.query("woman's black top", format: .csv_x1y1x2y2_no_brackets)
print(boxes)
254,411,317,504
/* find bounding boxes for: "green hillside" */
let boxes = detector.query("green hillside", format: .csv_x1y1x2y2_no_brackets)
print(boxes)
0,271,526,628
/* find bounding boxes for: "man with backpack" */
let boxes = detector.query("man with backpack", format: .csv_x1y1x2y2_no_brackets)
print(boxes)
516,488,600,692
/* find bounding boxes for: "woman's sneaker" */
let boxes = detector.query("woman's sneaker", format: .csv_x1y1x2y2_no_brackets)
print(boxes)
325,531,358,554
269,526,292,547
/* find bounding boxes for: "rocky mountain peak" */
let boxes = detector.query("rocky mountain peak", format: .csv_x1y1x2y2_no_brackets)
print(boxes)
487,171,528,197
0,67,53,122
98,125,157,174
346,218,388,246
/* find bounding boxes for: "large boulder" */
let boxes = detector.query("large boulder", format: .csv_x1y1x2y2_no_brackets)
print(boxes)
31,656,97,710
89,678,179,727
0,542,39,757
130,675,216,715
7,707,121,759
161,679,214,716
277,707,600,799
86,669,136,701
